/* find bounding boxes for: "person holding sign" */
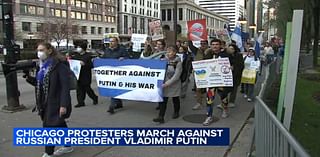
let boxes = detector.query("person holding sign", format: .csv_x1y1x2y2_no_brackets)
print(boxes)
71,42,98,108
153,46,182,124
102,37,129,114
202,39,233,126
242,48,260,102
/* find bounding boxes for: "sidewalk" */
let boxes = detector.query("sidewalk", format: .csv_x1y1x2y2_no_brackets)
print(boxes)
0,72,263,157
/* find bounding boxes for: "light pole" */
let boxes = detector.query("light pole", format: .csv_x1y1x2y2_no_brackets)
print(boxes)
249,24,257,38
173,0,177,44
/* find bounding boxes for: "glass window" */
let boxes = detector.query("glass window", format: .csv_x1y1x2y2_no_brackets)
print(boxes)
61,10,67,17
82,1,87,8
50,8,55,16
76,12,81,19
89,14,94,20
108,16,111,22
161,9,166,21
61,0,66,5
98,15,102,21
76,0,81,7
71,11,75,18
55,9,61,17
37,7,44,15
22,22,31,31
36,23,43,32
72,25,78,34
81,26,87,34
98,27,102,34
28,6,36,15
179,8,183,20
49,0,54,3
105,27,109,33
111,28,115,33
55,0,61,4
90,2,93,9
91,27,95,34
167,9,171,21
20,4,28,14
82,13,87,20
70,0,75,6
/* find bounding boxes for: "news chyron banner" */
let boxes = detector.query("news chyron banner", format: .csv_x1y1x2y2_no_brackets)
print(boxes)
93,59,167,102
192,58,233,88
13,128,229,146
187,19,208,48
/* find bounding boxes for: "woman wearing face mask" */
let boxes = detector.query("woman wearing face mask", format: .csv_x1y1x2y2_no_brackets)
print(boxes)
70,42,98,108
153,46,182,123
242,48,260,102
221,44,244,108
25,43,73,157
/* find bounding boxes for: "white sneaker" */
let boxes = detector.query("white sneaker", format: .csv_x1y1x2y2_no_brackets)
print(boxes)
217,104,223,109
53,147,73,156
203,117,213,126
229,103,236,108
244,94,248,98
192,103,202,110
247,98,252,102
221,110,229,118
42,153,53,157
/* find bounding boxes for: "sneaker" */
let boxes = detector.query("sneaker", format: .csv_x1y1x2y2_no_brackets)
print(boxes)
221,110,229,118
243,94,248,98
74,104,85,108
229,103,236,108
153,117,164,123
247,98,252,102
93,97,98,105
42,153,53,157
155,105,160,110
217,104,223,109
203,117,213,126
172,112,179,119
192,103,202,110
107,108,115,114
53,147,73,156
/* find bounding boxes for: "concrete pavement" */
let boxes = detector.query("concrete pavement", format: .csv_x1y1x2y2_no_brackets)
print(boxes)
0,72,263,157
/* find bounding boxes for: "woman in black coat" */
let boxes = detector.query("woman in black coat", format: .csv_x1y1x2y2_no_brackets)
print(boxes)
25,42,73,157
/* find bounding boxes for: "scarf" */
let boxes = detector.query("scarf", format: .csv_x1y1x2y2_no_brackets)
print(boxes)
36,58,53,85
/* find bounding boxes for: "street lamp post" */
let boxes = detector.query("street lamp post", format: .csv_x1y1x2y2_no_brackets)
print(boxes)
249,24,257,38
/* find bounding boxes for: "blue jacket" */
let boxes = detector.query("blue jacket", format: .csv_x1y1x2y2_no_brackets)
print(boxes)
102,46,128,59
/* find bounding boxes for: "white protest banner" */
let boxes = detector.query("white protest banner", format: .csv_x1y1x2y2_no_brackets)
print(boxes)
250,60,260,70
149,20,164,41
68,59,82,80
103,33,119,43
192,58,233,88
93,59,167,102
131,34,148,52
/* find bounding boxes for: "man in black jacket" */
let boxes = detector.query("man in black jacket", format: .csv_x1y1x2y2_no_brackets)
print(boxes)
102,37,129,114
71,42,98,108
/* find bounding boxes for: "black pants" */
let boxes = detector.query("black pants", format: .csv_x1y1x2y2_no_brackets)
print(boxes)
158,97,180,117
76,84,97,105
43,120,68,155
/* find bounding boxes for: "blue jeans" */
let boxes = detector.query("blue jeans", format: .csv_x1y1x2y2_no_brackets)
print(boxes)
244,84,255,99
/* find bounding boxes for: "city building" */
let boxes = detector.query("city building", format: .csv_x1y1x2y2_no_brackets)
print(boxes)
117,0,161,41
195,0,244,30
160,0,229,38
12,0,117,49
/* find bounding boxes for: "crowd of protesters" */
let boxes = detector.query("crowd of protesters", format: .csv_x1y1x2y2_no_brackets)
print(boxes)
24,36,282,157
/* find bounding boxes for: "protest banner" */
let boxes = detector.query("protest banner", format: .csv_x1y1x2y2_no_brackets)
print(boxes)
216,29,231,44
192,58,233,88
187,19,207,48
131,34,148,52
149,20,164,41
68,59,81,80
93,59,167,102
103,33,119,43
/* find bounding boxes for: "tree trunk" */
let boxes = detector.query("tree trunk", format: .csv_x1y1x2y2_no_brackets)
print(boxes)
313,7,319,67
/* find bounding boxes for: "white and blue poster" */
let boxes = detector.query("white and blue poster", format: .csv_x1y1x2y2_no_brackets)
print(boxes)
68,59,82,80
93,59,167,102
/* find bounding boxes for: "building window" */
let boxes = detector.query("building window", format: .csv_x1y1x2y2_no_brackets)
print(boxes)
76,0,81,7
124,15,128,34
76,12,81,19
20,4,28,14
55,9,61,17
49,0,54,3
55,0,61,4
37,7,44,15
111,28,115,33
124,4,127,12
28,6,36,15
61,10,67,17
167,9,172,21
132,16,137,33
105,27,109,33
22,22,31,31
82,13,87,20
61,0,66,5
36,23,43,32
82,1,87,8
72,25,78,34
98,27,102,34
50,8,55,16
161,9,166,21
81,26,87,34
71,11,75,19
140,18,144,34
179,8,183,21
91,27,95,34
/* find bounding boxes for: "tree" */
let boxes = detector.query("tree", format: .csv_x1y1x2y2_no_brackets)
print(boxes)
38,19,80,49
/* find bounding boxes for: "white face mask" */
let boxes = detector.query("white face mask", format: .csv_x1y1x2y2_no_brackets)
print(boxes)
37,51,47,60
76,47,82,53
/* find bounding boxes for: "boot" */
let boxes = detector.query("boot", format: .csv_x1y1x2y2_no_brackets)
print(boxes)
153,117,164,123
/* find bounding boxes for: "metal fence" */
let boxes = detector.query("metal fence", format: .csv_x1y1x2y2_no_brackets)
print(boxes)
255,97,310,157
